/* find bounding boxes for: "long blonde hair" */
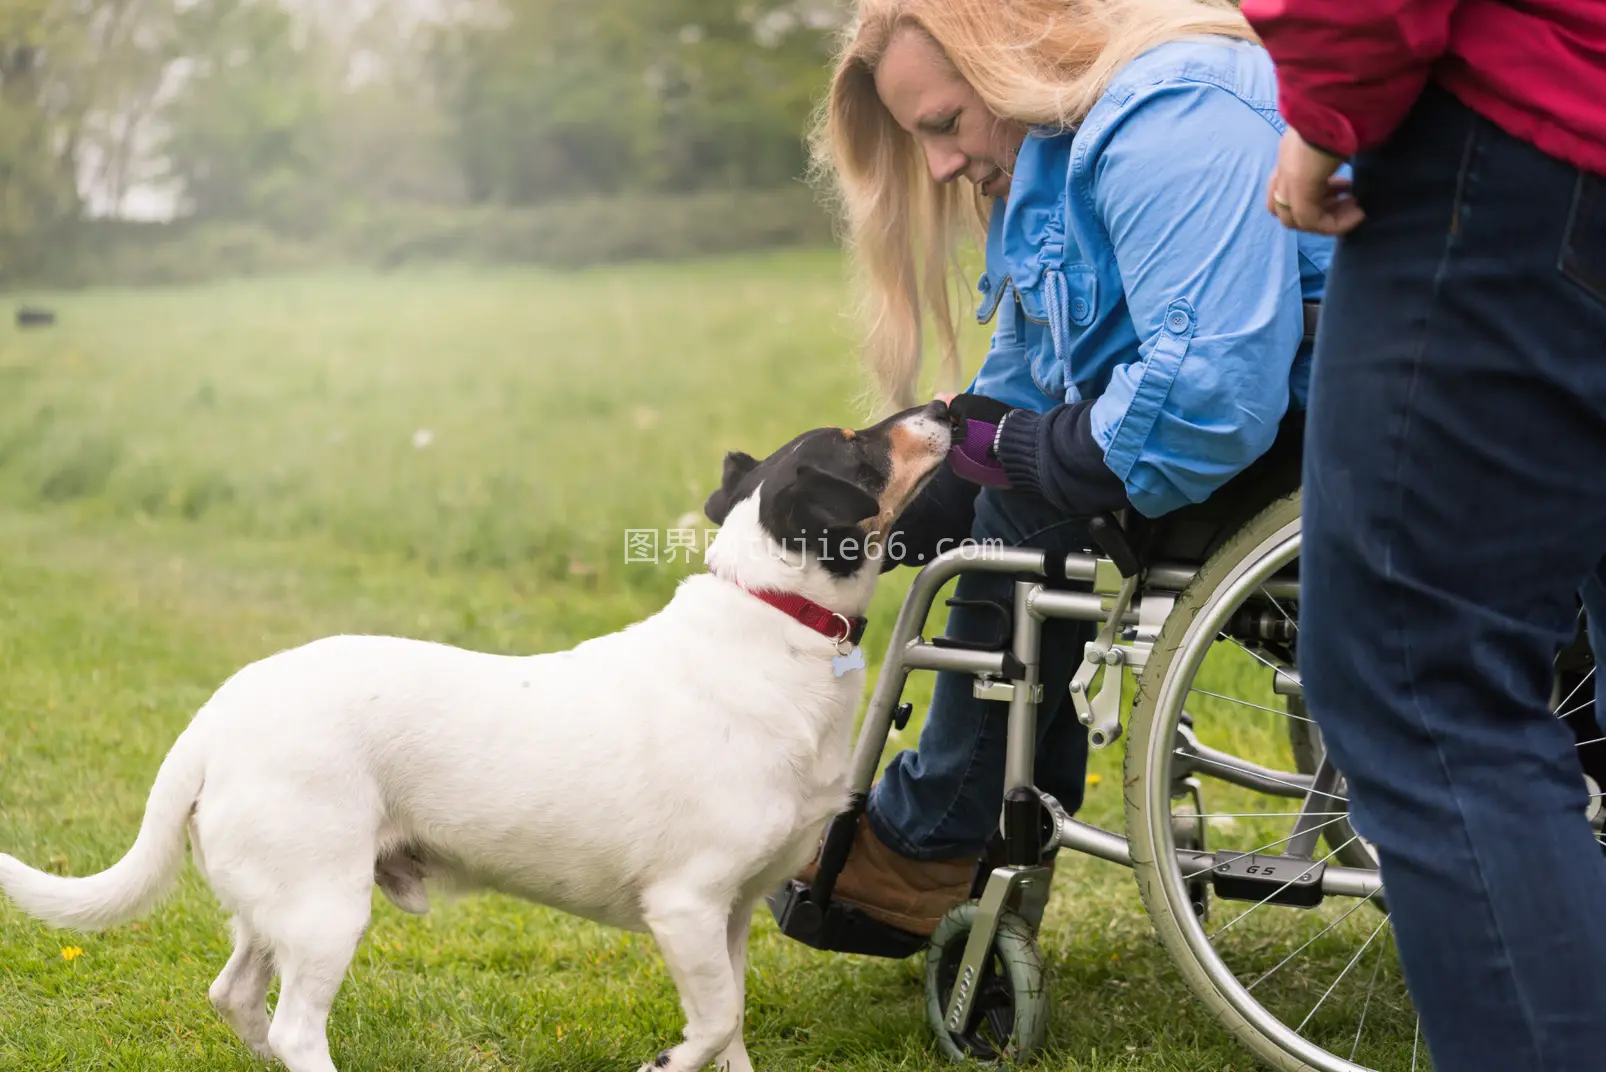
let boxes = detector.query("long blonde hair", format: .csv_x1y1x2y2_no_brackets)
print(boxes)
815,0,1258,411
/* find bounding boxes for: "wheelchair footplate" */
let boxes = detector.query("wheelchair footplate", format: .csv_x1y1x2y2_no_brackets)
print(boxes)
1209,851,1326,909
767,879,928,959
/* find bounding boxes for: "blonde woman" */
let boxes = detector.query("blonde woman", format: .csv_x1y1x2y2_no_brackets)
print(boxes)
801,0,1337,939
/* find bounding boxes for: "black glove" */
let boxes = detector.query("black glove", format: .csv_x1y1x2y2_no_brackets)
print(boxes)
948,393,1013,425
946,393,1016,487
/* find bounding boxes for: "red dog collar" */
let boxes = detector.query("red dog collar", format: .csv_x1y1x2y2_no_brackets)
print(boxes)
746,589,868,651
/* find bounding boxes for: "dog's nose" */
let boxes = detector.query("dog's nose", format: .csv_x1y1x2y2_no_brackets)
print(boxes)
925,398,965,434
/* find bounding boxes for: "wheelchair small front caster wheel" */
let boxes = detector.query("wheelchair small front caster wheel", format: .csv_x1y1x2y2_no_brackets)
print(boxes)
924,902,1047,1064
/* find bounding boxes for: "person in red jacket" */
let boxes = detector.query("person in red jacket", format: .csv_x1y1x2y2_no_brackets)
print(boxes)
1240,1,1606,1068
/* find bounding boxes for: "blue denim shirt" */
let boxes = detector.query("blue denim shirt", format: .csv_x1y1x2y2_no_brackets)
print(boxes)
973,36,1336,518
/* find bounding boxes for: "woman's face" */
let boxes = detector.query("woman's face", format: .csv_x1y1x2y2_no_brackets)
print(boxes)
873,25,1026,200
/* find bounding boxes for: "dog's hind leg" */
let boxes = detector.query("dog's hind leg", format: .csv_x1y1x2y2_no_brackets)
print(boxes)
262,886,371,1072
209,917,276,1059
711,897,758,1072
638,887,743,1072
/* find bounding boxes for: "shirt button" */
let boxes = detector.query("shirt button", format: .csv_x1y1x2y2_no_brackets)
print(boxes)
1071,298,1089,319
1167,309,1190,333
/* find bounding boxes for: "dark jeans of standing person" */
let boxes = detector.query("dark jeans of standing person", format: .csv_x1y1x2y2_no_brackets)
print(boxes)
1301,82,1606,1070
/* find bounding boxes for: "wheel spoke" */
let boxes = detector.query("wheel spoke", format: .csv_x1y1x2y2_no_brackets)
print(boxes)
1191,686,1316,722
1349,917,1392,1062
1219,632,1301,690
1295,912,1392,1033
1259,586,1299,634
1559,699,1597,720
1191,811,1350,819
1555,666,1596,717
1247,887,1382,992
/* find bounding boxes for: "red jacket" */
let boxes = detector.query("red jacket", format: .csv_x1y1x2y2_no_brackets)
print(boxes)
1240,0,1606,176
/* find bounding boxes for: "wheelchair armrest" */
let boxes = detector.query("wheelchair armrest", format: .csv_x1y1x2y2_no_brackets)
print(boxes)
1087,512,1143,579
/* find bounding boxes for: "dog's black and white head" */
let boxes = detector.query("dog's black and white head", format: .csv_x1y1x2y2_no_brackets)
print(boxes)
703,400,955,609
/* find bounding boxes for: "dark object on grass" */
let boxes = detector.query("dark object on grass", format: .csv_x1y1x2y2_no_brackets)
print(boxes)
16,306,56,328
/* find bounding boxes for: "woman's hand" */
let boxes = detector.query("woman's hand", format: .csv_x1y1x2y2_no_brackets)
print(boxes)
946,393,1015,487
1266,127,1364,236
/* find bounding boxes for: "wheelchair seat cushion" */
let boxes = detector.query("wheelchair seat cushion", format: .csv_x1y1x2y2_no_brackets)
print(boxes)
1124,410,1304,568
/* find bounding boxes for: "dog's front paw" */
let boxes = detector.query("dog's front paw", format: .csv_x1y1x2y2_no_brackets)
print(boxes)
635,1050,674,1072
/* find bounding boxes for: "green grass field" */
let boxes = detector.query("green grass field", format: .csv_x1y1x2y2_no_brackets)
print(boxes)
0,252,1414,1071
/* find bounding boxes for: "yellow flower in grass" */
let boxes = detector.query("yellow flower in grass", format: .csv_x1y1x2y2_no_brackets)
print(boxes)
60,946,83,961
1086,773,1103,787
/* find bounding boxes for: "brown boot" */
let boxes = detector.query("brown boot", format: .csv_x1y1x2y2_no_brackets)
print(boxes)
797,815,977,938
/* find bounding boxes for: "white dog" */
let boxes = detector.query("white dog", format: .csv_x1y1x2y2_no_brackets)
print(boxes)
0,402,955,1072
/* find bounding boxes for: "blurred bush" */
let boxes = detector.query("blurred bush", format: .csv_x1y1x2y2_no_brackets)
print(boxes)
352,188,837,271
30,186,837,288
0,1,850,289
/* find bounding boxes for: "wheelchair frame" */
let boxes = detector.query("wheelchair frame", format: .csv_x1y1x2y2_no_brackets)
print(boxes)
769,528,1387,1051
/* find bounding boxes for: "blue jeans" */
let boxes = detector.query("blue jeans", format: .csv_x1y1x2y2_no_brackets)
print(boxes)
868,488,1096,861
1301,83,1606,1071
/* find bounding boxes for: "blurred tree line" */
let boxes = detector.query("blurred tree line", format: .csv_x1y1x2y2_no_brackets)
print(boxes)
0,0,845,284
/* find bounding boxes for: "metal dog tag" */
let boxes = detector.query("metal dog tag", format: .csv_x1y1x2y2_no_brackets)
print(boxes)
831,646,867,678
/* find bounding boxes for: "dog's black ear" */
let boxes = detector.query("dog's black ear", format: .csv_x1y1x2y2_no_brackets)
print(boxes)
801,463,881,529
773,463,880,535
763,464,883,578
703,450,759,526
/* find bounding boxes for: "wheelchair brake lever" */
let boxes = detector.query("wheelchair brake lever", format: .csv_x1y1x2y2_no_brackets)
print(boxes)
1088,512,1142,579
1070,573,1140,749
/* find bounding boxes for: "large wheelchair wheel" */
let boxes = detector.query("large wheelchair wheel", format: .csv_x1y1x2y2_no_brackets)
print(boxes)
1124,493,1420,1071
1124,493,1603,1070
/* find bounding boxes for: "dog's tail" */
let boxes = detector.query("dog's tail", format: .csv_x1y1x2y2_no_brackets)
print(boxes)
0,726,206,931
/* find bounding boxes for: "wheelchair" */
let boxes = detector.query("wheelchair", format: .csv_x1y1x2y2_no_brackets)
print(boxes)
770,417,1605,1070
